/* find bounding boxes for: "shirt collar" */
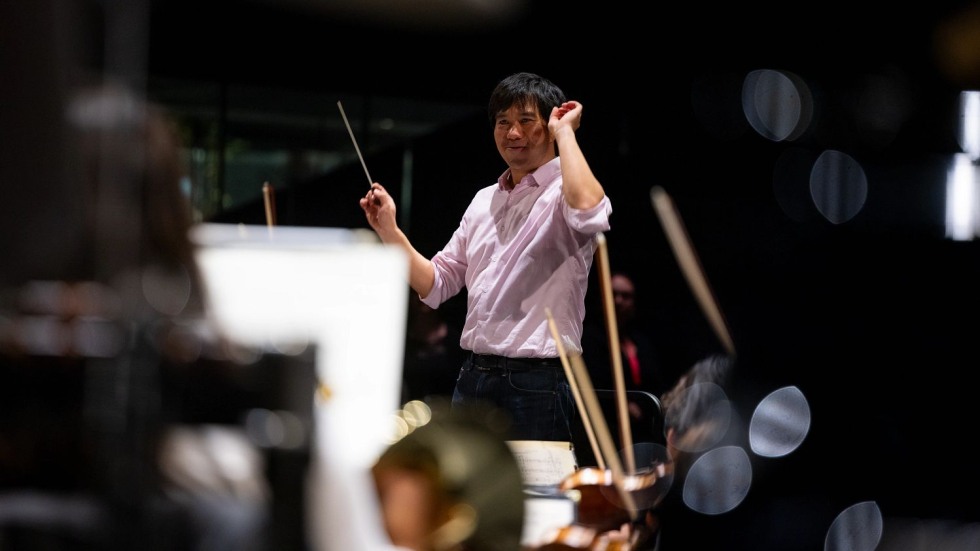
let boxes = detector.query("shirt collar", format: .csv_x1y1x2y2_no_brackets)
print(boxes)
496,157,561,191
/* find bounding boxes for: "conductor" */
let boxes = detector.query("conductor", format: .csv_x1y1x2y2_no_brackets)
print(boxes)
359,72,612,442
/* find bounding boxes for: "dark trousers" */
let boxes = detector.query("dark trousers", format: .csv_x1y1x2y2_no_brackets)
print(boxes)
451,353,574,442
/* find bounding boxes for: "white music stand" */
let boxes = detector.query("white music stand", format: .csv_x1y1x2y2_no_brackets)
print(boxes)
191,223,408,551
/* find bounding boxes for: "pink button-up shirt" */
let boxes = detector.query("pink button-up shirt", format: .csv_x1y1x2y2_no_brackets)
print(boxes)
421,157,612,358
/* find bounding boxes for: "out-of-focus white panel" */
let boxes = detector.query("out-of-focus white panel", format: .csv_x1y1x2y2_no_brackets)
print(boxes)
191,223,407,551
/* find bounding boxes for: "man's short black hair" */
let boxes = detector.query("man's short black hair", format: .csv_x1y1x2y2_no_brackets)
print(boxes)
488,72,566,124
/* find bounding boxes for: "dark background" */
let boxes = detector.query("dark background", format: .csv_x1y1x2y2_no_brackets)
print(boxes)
161,3,980,547
7,0,980,549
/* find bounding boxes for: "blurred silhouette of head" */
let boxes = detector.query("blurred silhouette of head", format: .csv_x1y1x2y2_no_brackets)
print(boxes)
661,354,735,472
611,271,637,328
372,402,525,551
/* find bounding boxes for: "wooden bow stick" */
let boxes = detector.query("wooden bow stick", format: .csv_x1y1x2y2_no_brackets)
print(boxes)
594,232,635,475
546,308,604,471
545,308,637,519
262,181,277,228
650,186,736,356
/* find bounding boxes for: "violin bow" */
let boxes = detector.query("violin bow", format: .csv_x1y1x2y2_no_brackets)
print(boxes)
546,308,605,471
547,308,640,524
650,187,736,357
262,181,277,228
567,352,639,520
594,233,636,474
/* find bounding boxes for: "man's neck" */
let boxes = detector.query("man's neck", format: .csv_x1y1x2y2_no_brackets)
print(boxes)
507,170,525,189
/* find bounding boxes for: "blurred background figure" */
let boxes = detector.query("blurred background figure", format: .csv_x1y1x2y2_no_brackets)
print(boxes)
658,353,735,473
371,403,525,551
0,79,316,551
653,353,739,551
402,293,465,405
583,270,665,397
579,264,725,448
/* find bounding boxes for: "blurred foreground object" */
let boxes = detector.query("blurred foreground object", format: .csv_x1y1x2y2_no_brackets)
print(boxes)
0,79,318,549
0,284,318,550
372,403,525,551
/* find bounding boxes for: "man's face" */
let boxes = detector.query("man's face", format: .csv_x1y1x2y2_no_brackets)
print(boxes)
493,102,555,180
612,274,636,322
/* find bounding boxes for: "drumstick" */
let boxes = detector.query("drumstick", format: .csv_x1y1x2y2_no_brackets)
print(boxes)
262,181,277,228
545,307,605,471
650,186,736,356
594,232,636,475
337,100,373,187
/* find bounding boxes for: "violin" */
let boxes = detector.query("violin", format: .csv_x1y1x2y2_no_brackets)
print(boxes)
536,306,672,551
536,448,670,549
530,496,664,551
534,233,684,551
533,186,741,550
559,461,671,532
533,522,640,550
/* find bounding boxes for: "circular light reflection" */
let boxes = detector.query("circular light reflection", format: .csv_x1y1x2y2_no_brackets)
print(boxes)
810,149,868,224
824,501,882,551
664,382,732,454
141,264,192,317
682,445,752,515
402,400,433,428
749,385,811,458
742,69,813,142
621,442,673,510
244,408,308,449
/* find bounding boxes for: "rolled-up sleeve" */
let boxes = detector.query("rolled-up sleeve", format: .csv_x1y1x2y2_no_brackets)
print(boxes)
563,194,612,234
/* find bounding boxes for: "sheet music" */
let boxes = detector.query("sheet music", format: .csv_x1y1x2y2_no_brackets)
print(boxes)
521,495,577,548
506,440,578,487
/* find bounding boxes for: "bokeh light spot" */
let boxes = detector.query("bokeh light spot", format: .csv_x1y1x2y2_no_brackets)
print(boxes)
683,445,752,515
749,385,811,458
810,149,868,224
743,69,812,142
824,501,883,551
664,382,732,454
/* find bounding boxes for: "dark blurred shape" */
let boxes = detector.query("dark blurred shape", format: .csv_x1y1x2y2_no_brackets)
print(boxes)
0,0,93,288
660,354,735,464
0,9,318,544
249,0,528,31
582,269,709,405
934,2,980,87
402,293,466,404
0,295,318,550
371,402,525,551
570,389,665,470
583,271,670,397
